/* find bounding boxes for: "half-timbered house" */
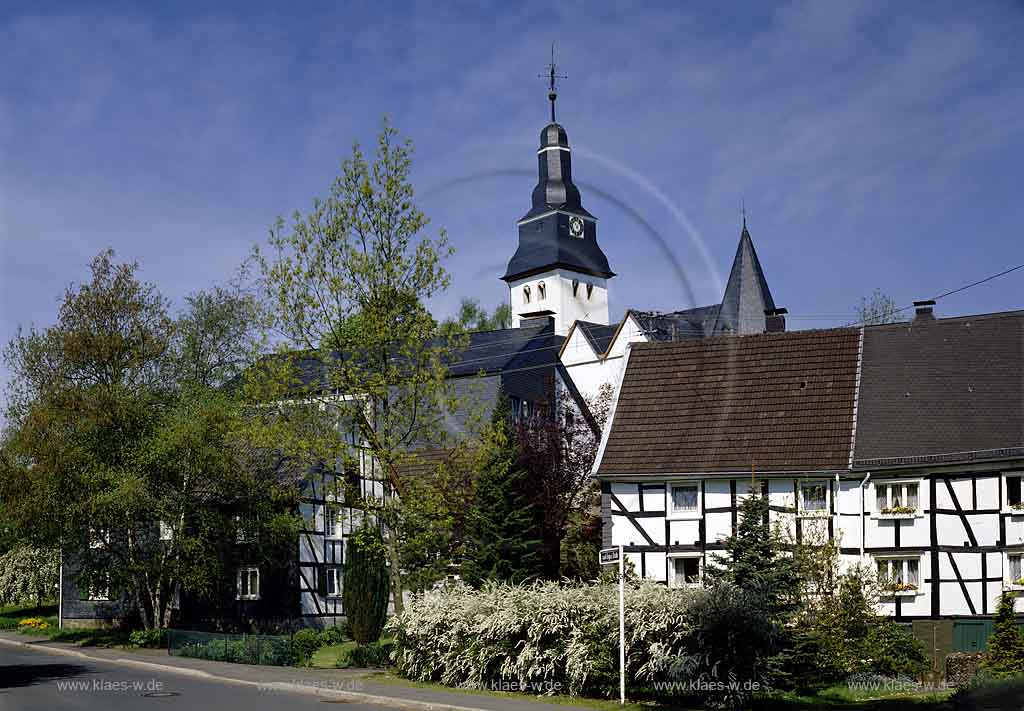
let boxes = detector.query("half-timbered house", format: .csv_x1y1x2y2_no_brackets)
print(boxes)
593,304,1024,668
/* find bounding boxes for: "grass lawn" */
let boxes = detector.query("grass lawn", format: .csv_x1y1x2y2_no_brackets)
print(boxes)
752,683,952,709
311,641,358,668
369,672,957,711
0,601,127,647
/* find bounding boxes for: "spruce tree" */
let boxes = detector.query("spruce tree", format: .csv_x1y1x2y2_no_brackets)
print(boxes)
343,523,390,645
982,591,1024,678
709,487,799,620
461,395,541,587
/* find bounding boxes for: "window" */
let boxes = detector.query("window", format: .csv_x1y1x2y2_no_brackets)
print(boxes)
1007,553,1024,588
326,567,342,597
875,481,920,515
667,483,700,518
325,506,343,539
237,567,260,600
800,480,828,514
523,285,531,304
875,557,921,593
235,515,248,543
159,520,174,541
88,528,109,549
87,573,110,601
537,282,546,300
1007,474,1022,512
586,283,593,300
572,279,579,297
670,557,701,588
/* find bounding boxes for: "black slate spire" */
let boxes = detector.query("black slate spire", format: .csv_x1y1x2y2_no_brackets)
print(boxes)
502,56,613,283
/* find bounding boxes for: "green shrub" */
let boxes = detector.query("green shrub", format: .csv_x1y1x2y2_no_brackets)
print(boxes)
291,628,322,667
862,621,927,678
951,672,1024,708
389,579,772,707
129,628,167,648
343,524,390,645
319,625,346,646
342,640,394,668
981,592,1024,678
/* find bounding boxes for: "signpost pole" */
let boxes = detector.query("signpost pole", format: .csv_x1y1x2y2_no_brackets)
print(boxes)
599,545,626,705
618,544,625,705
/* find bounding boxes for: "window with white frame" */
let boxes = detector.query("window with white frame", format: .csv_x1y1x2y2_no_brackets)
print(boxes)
237,567,260,600
1006,473,1022,512
668,483,700,517
1007,552,1024,587
325,506,344,539
799,480,828,514
159,520,174,541
669,556,701,587
875,481,920,515
875,556,921,593
326,567,343,597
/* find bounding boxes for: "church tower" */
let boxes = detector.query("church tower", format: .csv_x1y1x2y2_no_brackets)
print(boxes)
502,62,615,335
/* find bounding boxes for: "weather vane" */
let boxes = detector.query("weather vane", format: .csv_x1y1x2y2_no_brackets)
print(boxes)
538,42,567,123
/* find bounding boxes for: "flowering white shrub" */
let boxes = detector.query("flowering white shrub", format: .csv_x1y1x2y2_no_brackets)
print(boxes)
388,579,771,704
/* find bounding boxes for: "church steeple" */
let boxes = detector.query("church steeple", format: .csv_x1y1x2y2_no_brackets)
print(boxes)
711,220,777,336
501,56,614,335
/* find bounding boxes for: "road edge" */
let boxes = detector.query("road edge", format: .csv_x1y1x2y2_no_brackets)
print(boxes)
0,636,487,711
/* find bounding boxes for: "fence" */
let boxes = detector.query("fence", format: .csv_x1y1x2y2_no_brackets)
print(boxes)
167,629,295,666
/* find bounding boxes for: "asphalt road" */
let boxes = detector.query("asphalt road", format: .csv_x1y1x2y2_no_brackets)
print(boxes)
0,644,400,711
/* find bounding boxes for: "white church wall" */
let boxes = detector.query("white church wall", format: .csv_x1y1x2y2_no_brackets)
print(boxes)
507,268,608,335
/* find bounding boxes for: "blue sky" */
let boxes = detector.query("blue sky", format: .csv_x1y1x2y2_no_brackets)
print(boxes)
2,1,1023,382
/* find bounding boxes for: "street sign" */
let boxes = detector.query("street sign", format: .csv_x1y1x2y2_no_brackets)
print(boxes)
599,547,621,565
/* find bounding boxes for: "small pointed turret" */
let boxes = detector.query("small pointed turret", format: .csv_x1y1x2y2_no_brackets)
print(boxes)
712,221,777,336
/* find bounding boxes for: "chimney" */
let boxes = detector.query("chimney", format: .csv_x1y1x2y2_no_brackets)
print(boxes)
913,300,936,322
765,307,787,333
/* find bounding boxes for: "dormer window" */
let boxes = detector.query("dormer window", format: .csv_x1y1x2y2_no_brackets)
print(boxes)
523,285,531,304
537,282,546,300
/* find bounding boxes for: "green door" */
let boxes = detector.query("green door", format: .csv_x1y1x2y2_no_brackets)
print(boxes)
954,621,994,652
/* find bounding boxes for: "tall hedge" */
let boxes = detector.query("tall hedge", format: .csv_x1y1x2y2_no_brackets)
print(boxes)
388,580,776,708
343,523,390,645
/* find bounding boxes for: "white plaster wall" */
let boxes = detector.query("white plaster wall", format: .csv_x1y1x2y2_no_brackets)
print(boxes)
508,269,609,335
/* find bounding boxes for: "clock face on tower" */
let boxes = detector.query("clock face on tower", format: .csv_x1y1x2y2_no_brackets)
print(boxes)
568,215,584,238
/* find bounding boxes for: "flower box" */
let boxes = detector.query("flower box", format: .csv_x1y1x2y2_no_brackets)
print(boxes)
882,582,919,597
877,506,918,519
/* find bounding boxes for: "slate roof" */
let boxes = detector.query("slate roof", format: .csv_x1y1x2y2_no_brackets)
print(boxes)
504,121,614,281
631,305,721,342
576,320,620,355
711,224,776,336
852,310,1024,467
596,328,861,476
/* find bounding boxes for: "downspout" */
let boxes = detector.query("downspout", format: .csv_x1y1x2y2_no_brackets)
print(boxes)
834,473,841,545
859,472,871,558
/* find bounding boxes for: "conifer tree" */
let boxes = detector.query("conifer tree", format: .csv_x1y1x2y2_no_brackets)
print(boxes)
461,395,541,587
343,522,390,645
982,591,1024,678
709,487,800,620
